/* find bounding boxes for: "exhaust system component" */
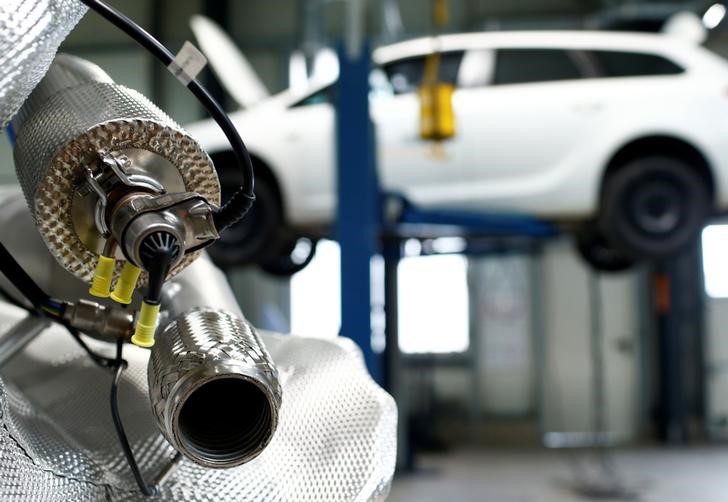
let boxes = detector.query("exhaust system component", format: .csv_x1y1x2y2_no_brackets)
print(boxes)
148,308,281,468
0,187,282,468
11,54,220,285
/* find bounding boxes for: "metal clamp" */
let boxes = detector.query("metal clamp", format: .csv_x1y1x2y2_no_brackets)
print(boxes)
110,192,218,268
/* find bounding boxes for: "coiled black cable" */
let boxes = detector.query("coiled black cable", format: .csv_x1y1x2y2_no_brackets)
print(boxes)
78,0,256,233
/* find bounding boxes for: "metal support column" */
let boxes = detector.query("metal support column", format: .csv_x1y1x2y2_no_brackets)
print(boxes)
654,242,704,442
383,237,413,470
335,42,382,382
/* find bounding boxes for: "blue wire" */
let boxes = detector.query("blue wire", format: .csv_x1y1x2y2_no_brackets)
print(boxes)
47,299,63,309
5,124,15,146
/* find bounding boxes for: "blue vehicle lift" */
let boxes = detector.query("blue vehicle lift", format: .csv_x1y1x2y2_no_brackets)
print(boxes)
334,41,562,469
335,43,558,383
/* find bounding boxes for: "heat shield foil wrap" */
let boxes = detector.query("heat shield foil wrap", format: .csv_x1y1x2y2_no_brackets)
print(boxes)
0,303,397,501
0,0,87,125
12,55,220,284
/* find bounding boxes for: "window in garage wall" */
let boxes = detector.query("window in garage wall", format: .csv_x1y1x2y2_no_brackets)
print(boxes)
290,239,342,339
397,253,470,353
290,239,470,353
703,224,728,297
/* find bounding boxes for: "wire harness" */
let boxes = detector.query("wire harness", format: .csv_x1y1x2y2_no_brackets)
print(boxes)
0,241,159,495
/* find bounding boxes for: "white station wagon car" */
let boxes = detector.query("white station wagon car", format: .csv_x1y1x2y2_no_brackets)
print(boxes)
186,29,728,274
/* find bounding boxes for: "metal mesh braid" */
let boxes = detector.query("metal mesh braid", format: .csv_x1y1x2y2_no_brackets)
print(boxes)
148,308,282,468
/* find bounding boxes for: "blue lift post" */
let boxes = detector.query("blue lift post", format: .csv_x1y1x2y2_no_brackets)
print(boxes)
333,35,559,469
335,42,383,383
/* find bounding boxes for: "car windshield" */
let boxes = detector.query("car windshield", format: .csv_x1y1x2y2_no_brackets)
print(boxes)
289,68,396,108
290,85,335,107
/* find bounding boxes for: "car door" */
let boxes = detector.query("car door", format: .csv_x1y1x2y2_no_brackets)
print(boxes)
275,86,337,224
371,51,468,204
452,47,602,213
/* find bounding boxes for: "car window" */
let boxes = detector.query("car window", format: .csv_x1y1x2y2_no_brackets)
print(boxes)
493,49,582,86
382,51,463,95
290,85,335,108
586,50,685,77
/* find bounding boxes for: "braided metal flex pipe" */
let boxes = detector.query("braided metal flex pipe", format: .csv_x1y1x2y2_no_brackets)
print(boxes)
148,308,281,468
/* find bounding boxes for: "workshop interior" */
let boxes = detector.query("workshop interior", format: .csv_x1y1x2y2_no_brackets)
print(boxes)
4,0,728,500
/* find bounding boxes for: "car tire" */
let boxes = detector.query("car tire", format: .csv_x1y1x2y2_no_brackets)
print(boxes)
207,170,281,269
260,235,318,277
575,224,636,273
599,156,710,259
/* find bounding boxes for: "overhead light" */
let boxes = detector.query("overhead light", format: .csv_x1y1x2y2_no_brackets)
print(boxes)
431,237,467,254
703,3,726,29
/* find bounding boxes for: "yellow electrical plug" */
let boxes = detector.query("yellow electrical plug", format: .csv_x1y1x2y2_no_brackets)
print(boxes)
110,261,141,304
89,255,116,298
131,301,161,348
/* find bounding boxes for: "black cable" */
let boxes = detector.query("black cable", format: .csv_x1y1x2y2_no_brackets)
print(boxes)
110,338,157,497
78,0,256,233
0,284,27,310
0,242,156,495
0,242,51,307
65,325,117,370
0,245,154,495
139,231,179,304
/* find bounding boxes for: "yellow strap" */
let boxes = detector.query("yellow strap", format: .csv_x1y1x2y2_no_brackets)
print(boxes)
422,52,441,86
433,0,448,27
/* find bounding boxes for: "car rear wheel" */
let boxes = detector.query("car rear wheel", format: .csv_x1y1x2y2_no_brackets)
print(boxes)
260,235,318,277
575,224,636,273
599,156,710,259
207,168,281,269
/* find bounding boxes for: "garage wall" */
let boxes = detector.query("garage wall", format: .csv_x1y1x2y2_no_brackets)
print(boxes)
540,238,643,443
470,254,536,416
704,223,728,438
706,297,728,437
400,239,644,445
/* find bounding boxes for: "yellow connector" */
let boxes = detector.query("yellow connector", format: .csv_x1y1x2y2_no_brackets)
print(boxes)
418,82,455,141
131,301,161,348
89,255,116,298
110,262,141,304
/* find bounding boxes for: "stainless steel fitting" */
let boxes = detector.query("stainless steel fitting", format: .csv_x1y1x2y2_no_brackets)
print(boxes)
109,192,218,268
148,308,282,468
62,299,134,342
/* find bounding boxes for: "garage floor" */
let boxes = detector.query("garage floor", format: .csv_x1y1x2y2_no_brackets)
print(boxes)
388,446,728,502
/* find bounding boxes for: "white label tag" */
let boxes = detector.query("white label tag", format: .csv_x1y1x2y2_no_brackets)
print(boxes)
167,41,208,86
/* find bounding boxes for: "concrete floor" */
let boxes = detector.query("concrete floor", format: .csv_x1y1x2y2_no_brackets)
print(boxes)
388,446,728,502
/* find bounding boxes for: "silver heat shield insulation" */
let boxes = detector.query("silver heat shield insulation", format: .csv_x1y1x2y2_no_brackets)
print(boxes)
0,189,396,500
0,309,396,501
12,54,220,283
0,0,87,125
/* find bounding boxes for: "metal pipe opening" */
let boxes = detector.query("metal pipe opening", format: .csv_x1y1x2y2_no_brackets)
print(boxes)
176,377,274,465
148,308,282,469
